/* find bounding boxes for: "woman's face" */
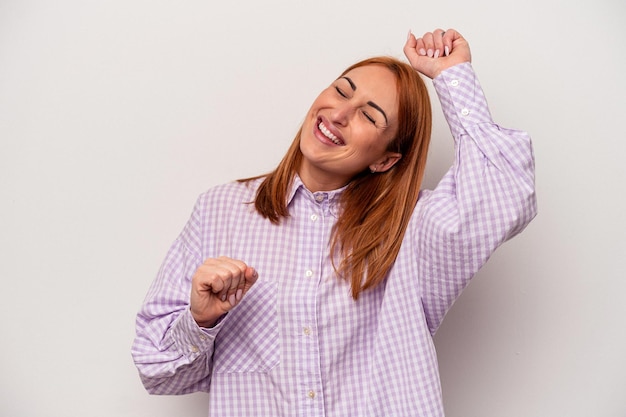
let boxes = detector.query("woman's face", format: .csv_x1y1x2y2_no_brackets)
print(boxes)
299,64,401,192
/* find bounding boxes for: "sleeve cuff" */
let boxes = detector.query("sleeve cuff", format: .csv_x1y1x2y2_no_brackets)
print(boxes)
170,308,224,359
432,62,494,138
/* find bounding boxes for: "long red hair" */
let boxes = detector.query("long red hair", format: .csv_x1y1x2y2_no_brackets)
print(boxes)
241,56,432,299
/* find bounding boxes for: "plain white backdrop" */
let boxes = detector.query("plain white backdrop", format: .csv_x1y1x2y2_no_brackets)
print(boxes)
1,0,624,416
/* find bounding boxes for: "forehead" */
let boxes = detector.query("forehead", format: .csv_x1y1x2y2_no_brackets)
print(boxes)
341,65,398,115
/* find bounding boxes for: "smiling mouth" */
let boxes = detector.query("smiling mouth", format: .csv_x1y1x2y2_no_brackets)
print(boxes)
318,120,345,146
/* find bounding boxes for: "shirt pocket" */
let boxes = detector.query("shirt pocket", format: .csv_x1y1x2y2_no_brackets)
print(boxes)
213,281,280,373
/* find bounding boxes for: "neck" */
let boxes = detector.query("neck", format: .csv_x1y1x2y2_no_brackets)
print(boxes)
297,160,351,192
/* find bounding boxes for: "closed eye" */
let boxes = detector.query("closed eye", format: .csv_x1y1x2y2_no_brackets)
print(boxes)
335,86,347,98
362,111,376,124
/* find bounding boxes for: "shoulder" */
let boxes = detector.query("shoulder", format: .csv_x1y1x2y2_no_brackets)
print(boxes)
195,178,264,212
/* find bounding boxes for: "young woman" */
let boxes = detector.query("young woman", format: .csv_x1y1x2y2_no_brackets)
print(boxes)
132,28,537,416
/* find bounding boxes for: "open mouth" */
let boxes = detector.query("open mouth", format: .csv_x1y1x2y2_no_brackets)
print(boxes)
318,119,345,146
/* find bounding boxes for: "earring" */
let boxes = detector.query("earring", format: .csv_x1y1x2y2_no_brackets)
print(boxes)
370,167,376,174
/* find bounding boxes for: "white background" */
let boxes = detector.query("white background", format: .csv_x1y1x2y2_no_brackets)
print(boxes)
1,0,625,416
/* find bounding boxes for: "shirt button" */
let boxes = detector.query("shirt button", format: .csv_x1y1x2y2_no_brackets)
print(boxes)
310,214,318,221
461,108,470,116
308,390,316,399
450,79,459,87
199,334,207,341
190,345,199,353
305,270,313,277
303,327,311,336
315,194,324,202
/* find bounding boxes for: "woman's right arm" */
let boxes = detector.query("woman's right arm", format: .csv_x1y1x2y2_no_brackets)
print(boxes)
131,236,217,395
131,196,257,395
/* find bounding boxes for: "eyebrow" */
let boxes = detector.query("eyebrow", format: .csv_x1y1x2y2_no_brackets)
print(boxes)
341,76,389,125
341,76,357,91
367,101,388,125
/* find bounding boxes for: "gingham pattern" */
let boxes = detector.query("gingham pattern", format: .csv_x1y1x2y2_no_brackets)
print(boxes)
132,62,537,416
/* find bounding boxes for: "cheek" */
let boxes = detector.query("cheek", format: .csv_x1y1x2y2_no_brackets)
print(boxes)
354,130,393,156
301,108,322,140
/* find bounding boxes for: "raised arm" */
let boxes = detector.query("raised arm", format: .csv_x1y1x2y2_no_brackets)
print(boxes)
405,29,537,333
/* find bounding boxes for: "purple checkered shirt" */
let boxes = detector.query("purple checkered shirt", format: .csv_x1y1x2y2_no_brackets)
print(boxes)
132,62,537,416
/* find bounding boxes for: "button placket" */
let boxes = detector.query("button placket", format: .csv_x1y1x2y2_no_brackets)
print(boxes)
296,189,328,412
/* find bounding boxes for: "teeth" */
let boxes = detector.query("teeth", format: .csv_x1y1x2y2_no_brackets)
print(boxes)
319,121,343,145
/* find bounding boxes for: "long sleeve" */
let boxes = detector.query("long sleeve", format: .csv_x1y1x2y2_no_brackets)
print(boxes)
416,62,537,334
131,197,220,395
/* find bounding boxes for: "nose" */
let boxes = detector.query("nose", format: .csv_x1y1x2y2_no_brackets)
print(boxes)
329,102,355,126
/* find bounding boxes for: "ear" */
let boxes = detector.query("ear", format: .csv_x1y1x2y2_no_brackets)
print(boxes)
369,152,402,173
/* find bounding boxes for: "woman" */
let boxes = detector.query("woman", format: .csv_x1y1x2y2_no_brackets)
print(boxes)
132,28,537,416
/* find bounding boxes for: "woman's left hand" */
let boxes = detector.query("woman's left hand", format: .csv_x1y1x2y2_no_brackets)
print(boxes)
404,28,471,79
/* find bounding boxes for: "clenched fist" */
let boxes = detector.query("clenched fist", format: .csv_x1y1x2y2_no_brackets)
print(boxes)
404,28,471,79
190,256,258,327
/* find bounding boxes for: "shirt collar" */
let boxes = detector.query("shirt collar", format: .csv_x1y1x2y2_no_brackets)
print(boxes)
286,174,347,212
286,174,305,206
